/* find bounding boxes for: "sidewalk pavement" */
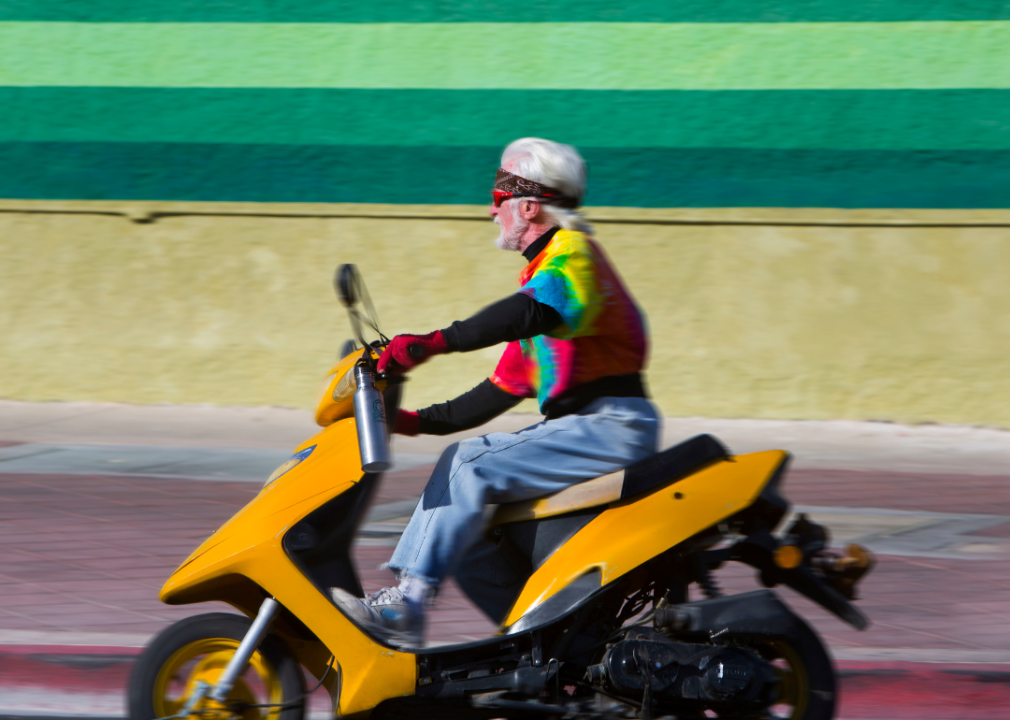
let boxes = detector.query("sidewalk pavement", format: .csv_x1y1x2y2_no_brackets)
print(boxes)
4,399,1010,474
1,400,1009,718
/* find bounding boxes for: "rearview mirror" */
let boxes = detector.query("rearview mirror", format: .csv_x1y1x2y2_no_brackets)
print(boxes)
334,264,359,307
333,263,384,350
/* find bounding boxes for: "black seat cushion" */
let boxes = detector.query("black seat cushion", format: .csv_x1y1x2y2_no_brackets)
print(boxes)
620,434,730,500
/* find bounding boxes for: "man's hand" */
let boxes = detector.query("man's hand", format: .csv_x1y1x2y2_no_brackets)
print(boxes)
392,410,421,436
377,330,449,375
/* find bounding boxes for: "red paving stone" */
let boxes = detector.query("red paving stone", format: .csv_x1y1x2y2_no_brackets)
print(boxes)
0,465,1008,656
837,662,1010,719
0,468,494,645
786,468,1010,516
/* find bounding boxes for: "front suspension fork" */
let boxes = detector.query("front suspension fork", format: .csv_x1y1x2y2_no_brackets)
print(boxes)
152,597,281,720
210,597,280,703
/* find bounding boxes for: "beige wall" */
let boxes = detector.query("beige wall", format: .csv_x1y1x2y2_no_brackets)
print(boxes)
1,201,1007,427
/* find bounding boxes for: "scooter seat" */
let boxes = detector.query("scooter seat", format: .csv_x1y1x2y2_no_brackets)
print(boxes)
490,434,729,526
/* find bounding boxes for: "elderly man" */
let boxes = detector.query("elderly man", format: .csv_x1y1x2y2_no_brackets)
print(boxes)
332,138,659,646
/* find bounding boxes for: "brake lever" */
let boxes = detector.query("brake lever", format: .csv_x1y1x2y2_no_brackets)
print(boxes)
366,343,411,385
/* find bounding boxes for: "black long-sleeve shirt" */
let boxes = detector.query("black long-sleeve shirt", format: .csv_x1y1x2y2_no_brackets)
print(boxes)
415,378,523,435
440,292,563,353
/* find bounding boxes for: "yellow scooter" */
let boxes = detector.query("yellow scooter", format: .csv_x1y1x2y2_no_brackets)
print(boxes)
129,265,873,720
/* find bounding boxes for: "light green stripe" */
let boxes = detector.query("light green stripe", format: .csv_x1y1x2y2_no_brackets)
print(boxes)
1,21,1008,89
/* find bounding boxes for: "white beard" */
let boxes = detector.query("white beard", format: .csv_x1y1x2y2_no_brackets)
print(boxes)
494,206,528,251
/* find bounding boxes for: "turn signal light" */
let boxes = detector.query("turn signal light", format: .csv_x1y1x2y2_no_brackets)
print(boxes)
840,543,873,568
774,544,803,569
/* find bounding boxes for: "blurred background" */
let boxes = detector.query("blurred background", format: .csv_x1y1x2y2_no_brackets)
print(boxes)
0,2,1009,719
1,3,1008,423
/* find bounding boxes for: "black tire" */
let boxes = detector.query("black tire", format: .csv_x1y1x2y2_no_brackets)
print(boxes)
128,612,306,720
745,615,837,720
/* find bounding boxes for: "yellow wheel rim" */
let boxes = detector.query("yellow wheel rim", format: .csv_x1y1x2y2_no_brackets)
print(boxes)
763,639,811,720
153,638,285,720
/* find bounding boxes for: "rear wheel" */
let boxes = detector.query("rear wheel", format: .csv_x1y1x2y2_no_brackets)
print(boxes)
128,613,305,720
745,617,836,720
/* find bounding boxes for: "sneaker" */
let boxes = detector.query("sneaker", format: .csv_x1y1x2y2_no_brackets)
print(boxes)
330,586,425,648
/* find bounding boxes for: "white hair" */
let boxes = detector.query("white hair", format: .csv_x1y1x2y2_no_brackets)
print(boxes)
501,138,592,234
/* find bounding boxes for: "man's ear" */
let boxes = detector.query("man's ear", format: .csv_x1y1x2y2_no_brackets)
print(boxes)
521,199,545,221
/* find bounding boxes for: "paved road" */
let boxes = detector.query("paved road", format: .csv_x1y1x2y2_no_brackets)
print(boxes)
6,459,1008,652
1,401,1009,717
2,461,1009,717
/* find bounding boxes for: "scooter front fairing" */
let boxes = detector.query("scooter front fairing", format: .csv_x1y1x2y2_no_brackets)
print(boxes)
160,414,416,715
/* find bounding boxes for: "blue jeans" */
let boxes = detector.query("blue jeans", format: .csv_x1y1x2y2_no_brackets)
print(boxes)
387,397,661,586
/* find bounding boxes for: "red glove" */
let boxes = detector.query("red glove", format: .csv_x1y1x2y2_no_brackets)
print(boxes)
377,330,449,375
393,410,421,436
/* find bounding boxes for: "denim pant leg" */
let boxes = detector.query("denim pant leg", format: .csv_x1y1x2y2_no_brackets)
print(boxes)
386,397,660,586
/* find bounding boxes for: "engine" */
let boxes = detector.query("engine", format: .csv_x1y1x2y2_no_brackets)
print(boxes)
586,629,777,710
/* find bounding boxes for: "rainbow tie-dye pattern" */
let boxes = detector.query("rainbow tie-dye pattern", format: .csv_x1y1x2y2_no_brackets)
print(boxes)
490,230,648,411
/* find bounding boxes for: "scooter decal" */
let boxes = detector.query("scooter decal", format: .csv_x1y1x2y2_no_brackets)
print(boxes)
264,444,317,487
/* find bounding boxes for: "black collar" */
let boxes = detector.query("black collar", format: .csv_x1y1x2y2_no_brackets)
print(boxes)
522,226,561,262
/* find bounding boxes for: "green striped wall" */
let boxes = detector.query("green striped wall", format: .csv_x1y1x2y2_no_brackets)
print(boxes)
2,8,1009,207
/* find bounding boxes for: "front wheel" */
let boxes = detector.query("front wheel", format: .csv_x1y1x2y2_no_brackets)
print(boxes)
128,613,306,720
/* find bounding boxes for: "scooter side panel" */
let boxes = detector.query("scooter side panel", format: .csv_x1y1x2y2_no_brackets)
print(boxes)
161,417,362,587
503,450,787,627
248,556,416,715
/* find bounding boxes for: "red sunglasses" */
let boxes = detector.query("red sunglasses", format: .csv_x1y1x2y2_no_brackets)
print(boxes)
490,190,556,207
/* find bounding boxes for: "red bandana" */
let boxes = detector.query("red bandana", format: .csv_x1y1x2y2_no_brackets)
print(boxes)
493,168,580,209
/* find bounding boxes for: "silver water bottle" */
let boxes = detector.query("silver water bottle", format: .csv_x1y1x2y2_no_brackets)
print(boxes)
353,363,392,473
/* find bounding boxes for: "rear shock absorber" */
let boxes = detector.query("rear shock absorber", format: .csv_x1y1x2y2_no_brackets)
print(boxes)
690,555,723,599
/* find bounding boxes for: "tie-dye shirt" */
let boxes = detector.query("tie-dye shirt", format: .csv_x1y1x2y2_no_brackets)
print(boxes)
490,229,648,412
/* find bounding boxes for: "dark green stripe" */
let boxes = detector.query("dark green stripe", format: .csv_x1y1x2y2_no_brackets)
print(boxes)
2,143,1008,208
1,0,1008,23
4,89,1010,150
